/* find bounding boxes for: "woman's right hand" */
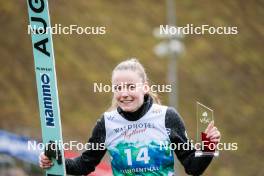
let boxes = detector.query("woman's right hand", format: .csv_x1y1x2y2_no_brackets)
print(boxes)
39,152,53,169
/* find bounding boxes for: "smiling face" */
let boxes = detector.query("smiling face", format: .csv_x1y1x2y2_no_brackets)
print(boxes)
112,70,148,112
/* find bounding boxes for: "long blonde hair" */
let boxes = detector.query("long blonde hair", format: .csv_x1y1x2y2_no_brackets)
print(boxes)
108,58,160,111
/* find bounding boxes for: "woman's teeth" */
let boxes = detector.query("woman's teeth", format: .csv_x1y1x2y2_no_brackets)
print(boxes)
122,100,133,103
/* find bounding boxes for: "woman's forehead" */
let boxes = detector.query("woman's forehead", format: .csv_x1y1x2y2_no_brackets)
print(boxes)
112,70,142,83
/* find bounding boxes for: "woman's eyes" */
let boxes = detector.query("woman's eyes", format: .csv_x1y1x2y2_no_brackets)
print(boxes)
114,85,122,91
113,84,136,91
128,84,136,90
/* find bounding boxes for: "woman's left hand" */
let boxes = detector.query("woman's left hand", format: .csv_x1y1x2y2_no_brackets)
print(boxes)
204,121,221,143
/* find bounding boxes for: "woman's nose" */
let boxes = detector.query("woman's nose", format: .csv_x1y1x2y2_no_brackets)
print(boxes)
120,89,129,97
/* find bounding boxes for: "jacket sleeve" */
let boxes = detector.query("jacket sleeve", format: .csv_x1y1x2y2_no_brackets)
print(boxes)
165,107,213,176
65,116,107,175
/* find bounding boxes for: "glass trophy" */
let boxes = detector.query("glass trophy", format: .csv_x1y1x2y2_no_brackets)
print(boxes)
195,102,219,157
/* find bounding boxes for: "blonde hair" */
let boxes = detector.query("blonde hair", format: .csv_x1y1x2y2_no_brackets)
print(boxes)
108,58,160,111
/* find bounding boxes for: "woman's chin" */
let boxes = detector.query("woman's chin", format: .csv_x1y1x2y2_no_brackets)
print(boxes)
120,106,136,112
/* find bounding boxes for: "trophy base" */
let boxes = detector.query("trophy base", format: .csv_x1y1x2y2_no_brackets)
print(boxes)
195,151,219,157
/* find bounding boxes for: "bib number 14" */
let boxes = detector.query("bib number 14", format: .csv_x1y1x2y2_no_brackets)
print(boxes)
124,147,150,166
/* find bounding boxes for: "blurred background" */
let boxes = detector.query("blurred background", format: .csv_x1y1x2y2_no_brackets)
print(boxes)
0,0,263,175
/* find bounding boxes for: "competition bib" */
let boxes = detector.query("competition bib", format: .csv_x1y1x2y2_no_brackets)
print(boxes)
105,104,175,176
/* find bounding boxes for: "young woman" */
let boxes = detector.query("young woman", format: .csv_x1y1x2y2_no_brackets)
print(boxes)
40,58,221,175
